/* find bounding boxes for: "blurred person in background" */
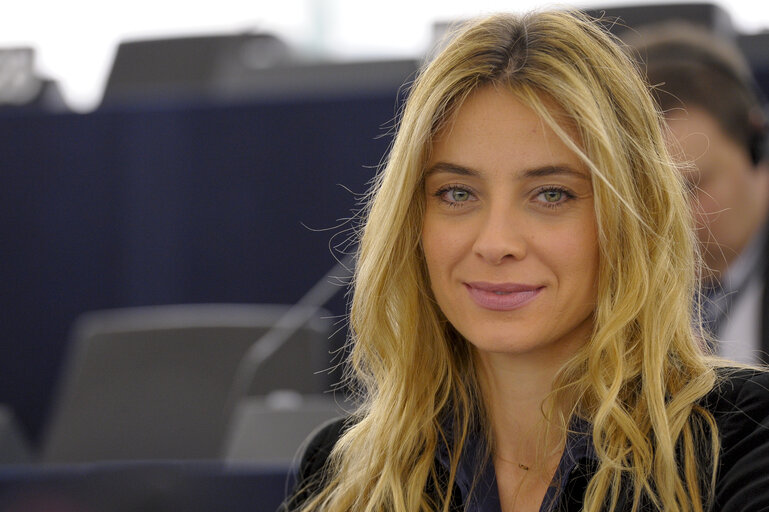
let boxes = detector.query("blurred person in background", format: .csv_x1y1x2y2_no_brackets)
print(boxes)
628,23,769,364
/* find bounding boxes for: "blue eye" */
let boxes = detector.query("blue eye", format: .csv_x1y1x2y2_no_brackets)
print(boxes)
541,190,563,203
448,188,470,202
435,185,475,207
536,187,573,208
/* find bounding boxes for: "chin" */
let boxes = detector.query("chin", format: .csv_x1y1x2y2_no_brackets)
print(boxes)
461,320,592,362
463,329,552,356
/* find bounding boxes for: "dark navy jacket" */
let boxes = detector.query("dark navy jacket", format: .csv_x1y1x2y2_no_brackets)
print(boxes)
282,368,769,511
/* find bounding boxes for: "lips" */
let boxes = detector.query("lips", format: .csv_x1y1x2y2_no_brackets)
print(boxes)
464,281,543,311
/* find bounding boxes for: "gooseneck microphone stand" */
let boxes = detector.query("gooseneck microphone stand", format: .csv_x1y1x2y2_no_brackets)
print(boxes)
224,254,355,423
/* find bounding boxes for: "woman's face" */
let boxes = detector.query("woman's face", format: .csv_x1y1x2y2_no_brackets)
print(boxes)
421,85,599,359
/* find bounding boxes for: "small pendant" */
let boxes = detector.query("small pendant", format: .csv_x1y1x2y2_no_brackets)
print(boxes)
518,463,530,471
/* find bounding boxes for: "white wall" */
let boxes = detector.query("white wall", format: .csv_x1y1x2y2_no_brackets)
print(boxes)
1,0,766,111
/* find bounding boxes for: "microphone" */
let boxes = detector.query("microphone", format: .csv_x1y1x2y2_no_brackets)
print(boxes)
224,254,355,419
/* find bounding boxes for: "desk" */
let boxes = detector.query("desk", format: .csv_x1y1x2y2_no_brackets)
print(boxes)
0,460,292,512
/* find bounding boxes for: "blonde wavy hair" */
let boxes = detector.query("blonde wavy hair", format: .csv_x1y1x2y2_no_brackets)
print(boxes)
298,10,719,512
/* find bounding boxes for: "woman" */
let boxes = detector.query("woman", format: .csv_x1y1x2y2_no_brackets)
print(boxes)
283,10,769,512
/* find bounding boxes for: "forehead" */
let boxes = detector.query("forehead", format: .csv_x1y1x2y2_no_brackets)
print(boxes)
428,85,585,174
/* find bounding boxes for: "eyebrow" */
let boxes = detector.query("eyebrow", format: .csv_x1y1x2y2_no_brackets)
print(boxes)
424,162,479,178
425,162,590,181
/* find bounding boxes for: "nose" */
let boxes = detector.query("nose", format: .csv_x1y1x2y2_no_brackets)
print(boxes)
472,206,527,264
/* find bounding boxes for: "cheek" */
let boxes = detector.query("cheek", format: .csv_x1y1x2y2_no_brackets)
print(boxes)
421,218,450,282
422,217,470,269
694,191,715,216
554,223,597,263
691,192,718,235
549,223,599,291
694,184,730,231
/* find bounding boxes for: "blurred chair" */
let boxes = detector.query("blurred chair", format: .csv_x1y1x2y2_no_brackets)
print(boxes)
99,31,418,107
0,405,31,464
100,32,293,107
222,392,344,465
41,303,332,464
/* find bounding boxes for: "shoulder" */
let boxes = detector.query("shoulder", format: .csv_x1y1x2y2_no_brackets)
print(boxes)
297,416,349,481
281,416,349,510
702,367,769,509
703,366,769,426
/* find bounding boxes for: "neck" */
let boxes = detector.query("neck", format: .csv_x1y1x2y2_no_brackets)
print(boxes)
475,341,582,468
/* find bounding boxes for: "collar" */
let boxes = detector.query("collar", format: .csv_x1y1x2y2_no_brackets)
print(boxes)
435,416,596,512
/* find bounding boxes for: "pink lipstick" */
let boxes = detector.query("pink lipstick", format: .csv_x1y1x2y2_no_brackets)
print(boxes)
464,282,542,311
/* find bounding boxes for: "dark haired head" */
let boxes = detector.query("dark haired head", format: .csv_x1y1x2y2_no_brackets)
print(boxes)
626,22,768,164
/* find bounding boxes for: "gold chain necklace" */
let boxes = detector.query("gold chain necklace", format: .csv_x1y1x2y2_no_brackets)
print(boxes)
495,454,531,471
